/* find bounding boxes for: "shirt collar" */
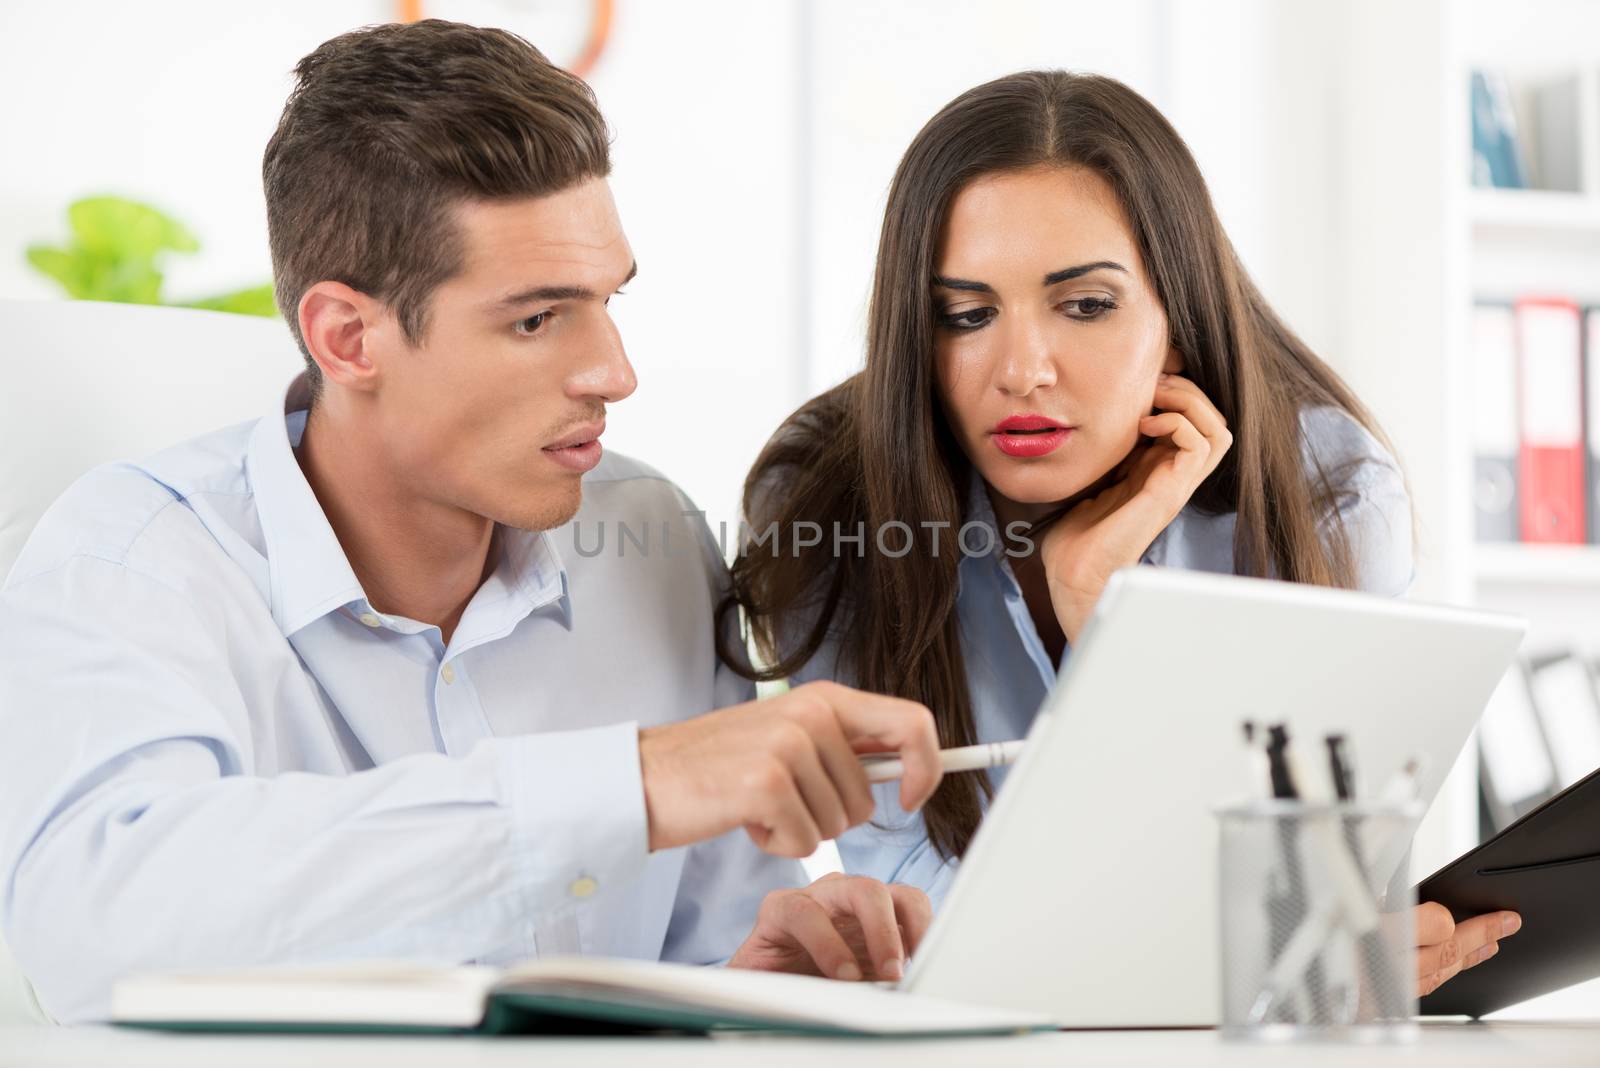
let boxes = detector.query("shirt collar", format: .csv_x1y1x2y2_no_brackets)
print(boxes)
246,373,570,639
956,467,1004,600
452,523,573,650
247,375,366,636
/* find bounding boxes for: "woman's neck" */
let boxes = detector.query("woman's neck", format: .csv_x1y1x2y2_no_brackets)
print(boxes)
981,464,1125,669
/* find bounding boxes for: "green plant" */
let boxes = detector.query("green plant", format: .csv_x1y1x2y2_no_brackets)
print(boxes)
25,195,277,317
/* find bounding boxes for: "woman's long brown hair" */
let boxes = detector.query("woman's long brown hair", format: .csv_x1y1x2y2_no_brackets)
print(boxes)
716,71,1408,862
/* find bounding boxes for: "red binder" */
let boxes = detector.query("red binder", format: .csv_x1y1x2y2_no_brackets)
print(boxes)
1515,297,1586,543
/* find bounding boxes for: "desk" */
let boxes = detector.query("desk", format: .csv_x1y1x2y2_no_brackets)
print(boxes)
3,1022,1599,1066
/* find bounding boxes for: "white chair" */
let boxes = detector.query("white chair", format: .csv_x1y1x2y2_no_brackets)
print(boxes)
0,299,302,1023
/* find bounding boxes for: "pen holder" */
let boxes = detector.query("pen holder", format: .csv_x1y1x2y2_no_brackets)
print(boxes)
1216,799,1422,1042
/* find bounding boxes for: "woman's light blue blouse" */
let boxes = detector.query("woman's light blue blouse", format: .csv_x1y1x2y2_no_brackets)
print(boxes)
786,405,1416,910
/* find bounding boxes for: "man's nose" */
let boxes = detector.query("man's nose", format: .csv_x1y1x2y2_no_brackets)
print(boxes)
570,320,637,404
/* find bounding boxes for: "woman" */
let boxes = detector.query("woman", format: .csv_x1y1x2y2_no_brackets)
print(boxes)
720,71,1517,996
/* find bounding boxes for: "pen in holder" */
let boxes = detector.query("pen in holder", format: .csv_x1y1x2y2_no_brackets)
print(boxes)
1216,799,1421,1042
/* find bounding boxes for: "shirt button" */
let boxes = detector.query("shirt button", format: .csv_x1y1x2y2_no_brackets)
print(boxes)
441,663,457,685
568,876,598,899
358,612,382,628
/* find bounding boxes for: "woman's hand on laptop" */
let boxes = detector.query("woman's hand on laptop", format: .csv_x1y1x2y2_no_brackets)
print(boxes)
638,680,942,857
727,872,933,982
1037,373,1232,643
1415,902,1522,997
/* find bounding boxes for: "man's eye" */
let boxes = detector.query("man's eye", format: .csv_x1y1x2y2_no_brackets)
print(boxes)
514,312,549,337
938,307,996,330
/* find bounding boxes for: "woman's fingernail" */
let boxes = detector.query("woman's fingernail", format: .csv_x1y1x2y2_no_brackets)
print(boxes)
1503,914,1521,936
836,962,862,981
881,957,904,981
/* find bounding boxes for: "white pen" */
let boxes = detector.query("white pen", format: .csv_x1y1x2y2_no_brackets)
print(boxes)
1247,733,1383,1026
1241,721,1273,800
860,740,1026,784
1378,756,1426,805
1282,739,1380,934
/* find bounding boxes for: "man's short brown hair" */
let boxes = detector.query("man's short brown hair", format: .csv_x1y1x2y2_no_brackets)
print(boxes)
263,19,611,394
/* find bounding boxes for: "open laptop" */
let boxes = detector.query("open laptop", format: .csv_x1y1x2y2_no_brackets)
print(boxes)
895,565,1527,1027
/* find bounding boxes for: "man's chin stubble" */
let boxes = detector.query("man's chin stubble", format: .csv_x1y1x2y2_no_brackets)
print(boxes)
506,485,583,533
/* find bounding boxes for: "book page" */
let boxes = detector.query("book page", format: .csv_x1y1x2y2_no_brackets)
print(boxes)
493,957,1052,1034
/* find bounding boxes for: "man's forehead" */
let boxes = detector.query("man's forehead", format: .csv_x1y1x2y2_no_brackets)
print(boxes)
453,183,631,279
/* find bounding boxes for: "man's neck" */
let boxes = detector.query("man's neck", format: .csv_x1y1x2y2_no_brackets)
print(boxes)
294,403,496,646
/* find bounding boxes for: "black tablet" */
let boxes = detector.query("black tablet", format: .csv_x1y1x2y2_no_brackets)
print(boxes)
1418,766,1600,1018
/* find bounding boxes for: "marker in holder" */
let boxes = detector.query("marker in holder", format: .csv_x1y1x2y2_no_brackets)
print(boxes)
1216,798,1422,1042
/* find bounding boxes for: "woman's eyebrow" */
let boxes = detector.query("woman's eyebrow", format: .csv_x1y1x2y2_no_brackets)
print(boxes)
1043,261,1127,285
930,275,995,294
931,260,1129,293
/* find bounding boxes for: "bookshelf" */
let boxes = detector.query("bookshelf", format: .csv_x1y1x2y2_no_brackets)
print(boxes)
1462,3,1600,630
1329,0,1600,1014
1469,188,1600,237
1306,1,1600,913
1456,18,1600,1013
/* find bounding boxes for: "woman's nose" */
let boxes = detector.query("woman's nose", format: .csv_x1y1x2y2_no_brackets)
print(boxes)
995,313,1058,396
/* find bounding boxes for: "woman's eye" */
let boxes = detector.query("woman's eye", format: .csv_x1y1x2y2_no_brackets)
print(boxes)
513,312,549,337
938,307,997,330
1062,297,1117,321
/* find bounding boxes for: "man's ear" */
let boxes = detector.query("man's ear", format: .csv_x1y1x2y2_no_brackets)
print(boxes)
298,281,385,393
1161,345,1186,376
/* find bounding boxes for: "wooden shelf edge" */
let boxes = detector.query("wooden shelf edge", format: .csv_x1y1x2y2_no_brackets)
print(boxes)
1472,543,1600,584
1469,188,1600,234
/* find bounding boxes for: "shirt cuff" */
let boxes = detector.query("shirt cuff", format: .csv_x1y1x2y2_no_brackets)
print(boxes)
495,720,649,915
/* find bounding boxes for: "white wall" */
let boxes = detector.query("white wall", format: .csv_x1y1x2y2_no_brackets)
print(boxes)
593,1,805,532
0,0,806,535
2,0,1312,538
0,3,375,303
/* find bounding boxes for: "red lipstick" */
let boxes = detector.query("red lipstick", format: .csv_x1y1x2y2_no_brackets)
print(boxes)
990,414,1074,458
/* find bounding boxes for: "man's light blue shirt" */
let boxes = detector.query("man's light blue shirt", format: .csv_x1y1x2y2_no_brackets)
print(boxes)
790,406,1417,910
0,375,805,1023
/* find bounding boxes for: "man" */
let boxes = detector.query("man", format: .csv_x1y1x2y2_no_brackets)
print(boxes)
0,21,940,1023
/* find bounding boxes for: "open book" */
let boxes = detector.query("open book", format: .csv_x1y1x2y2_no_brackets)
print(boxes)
112,956,1056,1037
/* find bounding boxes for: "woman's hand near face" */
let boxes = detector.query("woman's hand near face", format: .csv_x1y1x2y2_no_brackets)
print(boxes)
1037,373,1232,643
